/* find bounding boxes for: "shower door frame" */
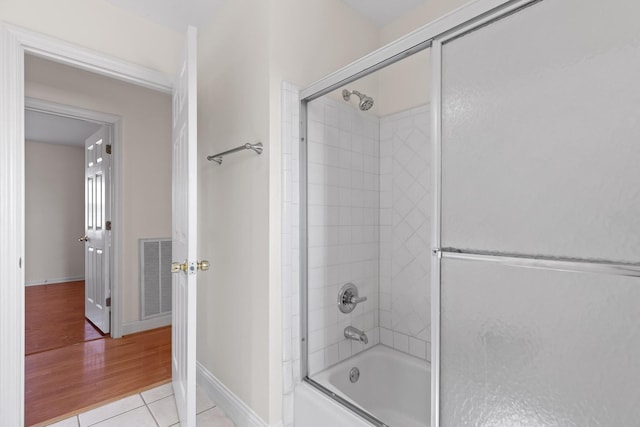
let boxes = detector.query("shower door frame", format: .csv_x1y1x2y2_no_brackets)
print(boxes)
433,1,640,426
297,0,539,426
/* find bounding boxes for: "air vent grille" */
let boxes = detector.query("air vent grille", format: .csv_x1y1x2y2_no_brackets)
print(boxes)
140,238,172,319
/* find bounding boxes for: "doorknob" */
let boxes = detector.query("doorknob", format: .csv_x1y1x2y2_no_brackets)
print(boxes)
171,261,210,273
171,262,188,273
78,235,89,242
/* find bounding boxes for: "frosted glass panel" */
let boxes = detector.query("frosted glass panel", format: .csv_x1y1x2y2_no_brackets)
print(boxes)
441,0,640,262
440,257,640,426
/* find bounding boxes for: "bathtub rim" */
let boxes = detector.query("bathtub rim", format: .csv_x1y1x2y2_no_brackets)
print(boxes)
305,344,431,427
303,377,390,427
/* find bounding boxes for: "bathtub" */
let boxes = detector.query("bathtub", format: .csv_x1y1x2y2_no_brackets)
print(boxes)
295,345,430,427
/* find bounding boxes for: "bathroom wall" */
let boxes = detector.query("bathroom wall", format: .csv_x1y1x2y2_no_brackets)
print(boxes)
306,96,381,375
197,0,381,424
380,0,471,45
196,0,273,421
203,1,461,424
377,4,469,116
377,49,430,117
379,105,431,360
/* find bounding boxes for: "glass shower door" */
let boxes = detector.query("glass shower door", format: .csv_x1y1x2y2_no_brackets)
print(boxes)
438,0,640,424
440,257,640,425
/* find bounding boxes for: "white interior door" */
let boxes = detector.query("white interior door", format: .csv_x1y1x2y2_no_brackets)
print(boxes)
172,26,198,427
84,125,111,334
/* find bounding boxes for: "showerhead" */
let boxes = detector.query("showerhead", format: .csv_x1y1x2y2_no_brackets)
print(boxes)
342,89,374,111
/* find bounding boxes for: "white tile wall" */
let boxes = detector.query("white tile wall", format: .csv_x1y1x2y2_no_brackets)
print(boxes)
379,105,431,361
281,82,432,427
281,82,301,427
306,96,380,375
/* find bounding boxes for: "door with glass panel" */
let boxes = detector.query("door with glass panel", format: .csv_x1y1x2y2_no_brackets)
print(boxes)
436,0,640,425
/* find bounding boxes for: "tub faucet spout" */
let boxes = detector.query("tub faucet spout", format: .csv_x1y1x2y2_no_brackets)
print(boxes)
344,326,368,344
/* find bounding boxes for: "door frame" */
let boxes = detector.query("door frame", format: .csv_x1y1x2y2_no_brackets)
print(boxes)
26,97,121,335
0,22,173,425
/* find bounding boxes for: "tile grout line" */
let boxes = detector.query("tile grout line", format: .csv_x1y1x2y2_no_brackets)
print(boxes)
85,395,147,427
69,386,227,427
143,389,174,427
144,395,162,427
197,402,218,416
86,407,144,427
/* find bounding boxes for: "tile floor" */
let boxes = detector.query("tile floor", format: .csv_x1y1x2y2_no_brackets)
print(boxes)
46,383,234,427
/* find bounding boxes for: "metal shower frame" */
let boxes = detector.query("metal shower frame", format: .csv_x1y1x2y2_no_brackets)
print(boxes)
297,0,541,426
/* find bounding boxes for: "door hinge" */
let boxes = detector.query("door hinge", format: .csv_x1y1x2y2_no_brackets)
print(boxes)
106,297,111,307
106,220,112,231
106,144,112,154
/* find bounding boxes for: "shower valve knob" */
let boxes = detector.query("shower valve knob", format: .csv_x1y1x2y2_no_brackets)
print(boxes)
349,295,367,305
338,283,367,314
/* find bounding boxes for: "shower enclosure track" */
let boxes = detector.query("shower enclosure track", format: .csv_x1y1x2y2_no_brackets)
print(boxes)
438,248,640,277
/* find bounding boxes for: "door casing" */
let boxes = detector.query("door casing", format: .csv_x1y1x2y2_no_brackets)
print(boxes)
26,98,120,335
0,22,173,426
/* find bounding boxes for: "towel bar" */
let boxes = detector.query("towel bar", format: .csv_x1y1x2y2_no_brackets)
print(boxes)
207,142,263,164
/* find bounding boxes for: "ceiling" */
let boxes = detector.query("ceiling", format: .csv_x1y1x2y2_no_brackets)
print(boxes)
25,110,102,147
104,0,426,31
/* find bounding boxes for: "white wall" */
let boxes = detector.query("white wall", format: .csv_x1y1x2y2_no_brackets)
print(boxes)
377,1,470,117
25,141,85,285
196,0,381,424
377,49,431,117
381,0,471,44
196,0,272,422
0,0,183,76
269,4,379,422
25,54,173,325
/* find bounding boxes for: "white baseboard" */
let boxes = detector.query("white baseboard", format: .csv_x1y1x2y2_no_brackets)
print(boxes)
121,314,171,335
197,362,281,427
25,276,84,286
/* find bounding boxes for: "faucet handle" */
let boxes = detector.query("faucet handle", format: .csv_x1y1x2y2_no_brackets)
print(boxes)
349,295,367,305
338,283,367,314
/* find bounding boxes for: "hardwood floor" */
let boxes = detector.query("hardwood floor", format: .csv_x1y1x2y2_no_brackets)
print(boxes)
26,281,104,355
25,281,171,426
